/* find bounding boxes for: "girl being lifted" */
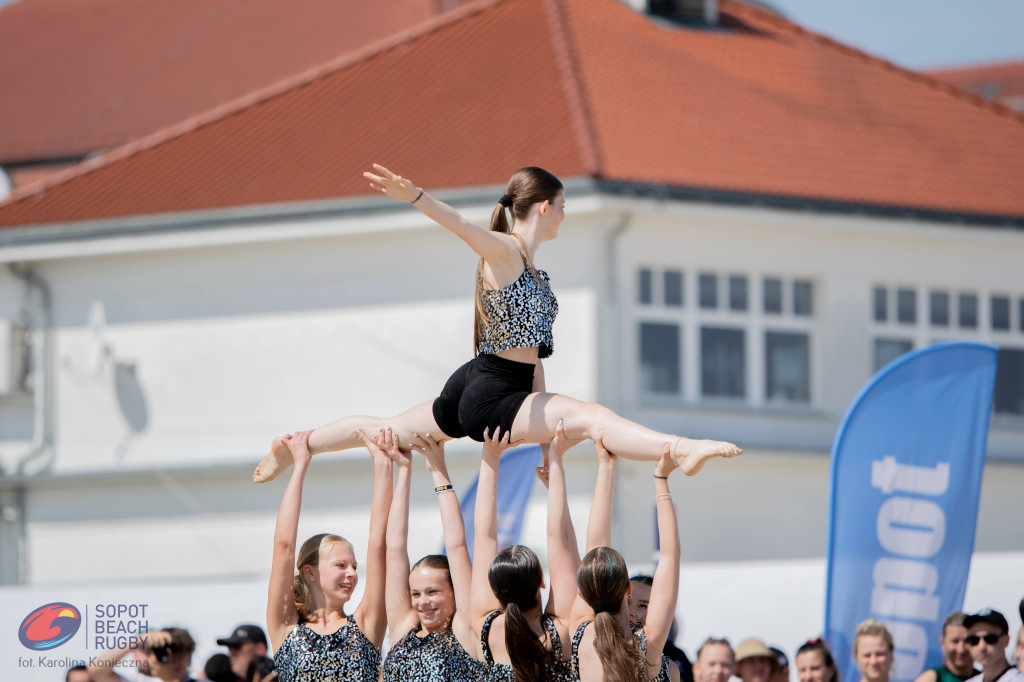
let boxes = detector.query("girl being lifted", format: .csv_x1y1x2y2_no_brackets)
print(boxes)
254,165,740,483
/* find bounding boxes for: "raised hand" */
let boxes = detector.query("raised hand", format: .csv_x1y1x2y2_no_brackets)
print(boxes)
283,430,314,473
549,418,585,461
594,431,617,468
358,427,405,468
363,164,420,203
409,432,445,473
481,426,521,461
654,441,678,479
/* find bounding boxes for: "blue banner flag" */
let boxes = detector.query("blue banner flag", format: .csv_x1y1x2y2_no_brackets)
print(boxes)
455,445,543,557
825,342,997,682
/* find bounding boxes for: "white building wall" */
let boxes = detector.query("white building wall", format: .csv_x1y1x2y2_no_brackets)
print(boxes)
1,194,1022,595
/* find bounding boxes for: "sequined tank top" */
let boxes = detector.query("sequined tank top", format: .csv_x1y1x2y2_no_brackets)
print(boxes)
570,621,671,682
476,239,558,359
381,626,482,682
274,620,381,682
479,610,573,682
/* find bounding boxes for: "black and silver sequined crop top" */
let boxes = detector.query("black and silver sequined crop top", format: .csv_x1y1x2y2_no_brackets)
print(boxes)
477,252,558,359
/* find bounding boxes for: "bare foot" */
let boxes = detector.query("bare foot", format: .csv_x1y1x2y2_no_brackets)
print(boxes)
673,438,742,476
253,437,292,483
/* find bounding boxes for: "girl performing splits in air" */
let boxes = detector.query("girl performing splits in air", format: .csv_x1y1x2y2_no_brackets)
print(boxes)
254,165,741,483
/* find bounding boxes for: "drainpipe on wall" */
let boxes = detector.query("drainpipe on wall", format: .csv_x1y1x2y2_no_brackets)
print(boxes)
4,264,55,584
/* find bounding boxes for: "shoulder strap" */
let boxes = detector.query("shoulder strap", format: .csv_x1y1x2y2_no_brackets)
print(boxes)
480,610,503,664
542,613,563,657
571,621,591,680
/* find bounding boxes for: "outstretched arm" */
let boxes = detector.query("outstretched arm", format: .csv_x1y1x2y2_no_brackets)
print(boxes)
372,428,419,643
644,446,681,675
364,164,517,264
266,431,313,653
353,429,395,649
585,431,617,552
545,420,585,619
413,432,476,650
470,428,517,631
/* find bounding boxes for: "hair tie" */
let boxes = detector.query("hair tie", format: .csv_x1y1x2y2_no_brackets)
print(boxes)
498,194,513,208
593,602,615,615
606,554,614,573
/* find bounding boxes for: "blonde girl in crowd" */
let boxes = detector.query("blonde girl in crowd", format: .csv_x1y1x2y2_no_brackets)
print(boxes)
854,620,894,682
266,430,391,682
254,165,740,484
371,427,481,681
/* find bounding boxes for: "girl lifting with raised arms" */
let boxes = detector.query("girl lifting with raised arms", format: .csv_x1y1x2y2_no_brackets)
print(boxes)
254,165,741,483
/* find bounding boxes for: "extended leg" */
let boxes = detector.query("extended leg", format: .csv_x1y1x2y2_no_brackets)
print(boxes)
253,399,448,483
509,393,741,475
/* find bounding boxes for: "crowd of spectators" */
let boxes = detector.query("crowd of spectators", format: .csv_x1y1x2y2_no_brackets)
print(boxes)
62,597,1024,682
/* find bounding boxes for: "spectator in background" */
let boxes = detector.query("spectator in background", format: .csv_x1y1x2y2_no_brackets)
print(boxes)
769,646,790,682
914,613,976,682
1014,627,1023,673
203,653,238,682
795,638,838,682
215,625,268,681
88,627,197,682
66,665,93,682
854,620,894,682
736,639,778,682
693,638,735,682
964,609,1024,682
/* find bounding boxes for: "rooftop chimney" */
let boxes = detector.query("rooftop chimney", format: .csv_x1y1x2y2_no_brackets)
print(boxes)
623,0,719,26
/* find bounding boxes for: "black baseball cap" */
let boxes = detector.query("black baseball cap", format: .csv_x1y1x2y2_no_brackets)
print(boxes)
963,609,1009,635
216,624,267,647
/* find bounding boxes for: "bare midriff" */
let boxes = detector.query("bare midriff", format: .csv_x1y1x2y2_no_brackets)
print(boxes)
496,346,540,365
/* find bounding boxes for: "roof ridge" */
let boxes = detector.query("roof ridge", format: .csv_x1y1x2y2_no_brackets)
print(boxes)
724,0,1024,128
0,0,510,208
542,0,602,176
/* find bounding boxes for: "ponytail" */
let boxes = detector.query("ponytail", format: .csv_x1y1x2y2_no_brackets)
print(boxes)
488,545,551,682
578,547,644,681
472,167,563,355
504,601,547,682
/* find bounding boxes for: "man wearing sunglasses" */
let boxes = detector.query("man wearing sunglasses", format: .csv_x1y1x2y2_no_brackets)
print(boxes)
964,609,1024,682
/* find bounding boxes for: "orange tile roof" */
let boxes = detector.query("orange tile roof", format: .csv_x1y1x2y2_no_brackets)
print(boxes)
0,0,443,163
928,59,1024,101
2,0,1023,228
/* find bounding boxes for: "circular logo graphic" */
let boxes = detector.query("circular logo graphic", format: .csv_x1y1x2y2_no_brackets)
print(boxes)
19,602,82,651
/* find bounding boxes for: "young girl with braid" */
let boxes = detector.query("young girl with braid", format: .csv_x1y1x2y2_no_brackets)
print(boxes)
370,427,481,682
571,441,681,682
267,430,391,682
254,165,740,485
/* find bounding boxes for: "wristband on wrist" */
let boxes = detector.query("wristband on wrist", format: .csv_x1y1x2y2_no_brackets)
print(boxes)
410,188,424,204
653,474,668,480
434,484,453,494
656,494,672,501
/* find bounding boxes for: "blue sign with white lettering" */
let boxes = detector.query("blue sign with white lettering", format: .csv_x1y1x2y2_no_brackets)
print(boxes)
824,342,997,682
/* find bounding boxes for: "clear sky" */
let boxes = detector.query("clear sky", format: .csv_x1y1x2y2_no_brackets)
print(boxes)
763,0,1024,71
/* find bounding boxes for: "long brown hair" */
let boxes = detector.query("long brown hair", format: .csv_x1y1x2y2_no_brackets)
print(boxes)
488,544,548,682
473,166,563,355
293,533,350,622
797,639,839,682
577,546,645,682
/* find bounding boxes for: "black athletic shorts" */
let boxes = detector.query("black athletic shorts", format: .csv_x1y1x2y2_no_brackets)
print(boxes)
432,354,536,442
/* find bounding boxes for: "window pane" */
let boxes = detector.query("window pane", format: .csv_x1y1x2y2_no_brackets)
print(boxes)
897,288,916,324
701,327,745,398
764,278,782,314
729,275,748,311
664,270,683,307
765,331,810,403
991,295,1010,331
699,273,717,309
874,338,913,372
994,347,1024,415
793,280,813,317
959,293,978,328
873,286,888,322
929,291,949,327
639,323,680,394
638,269,652,305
